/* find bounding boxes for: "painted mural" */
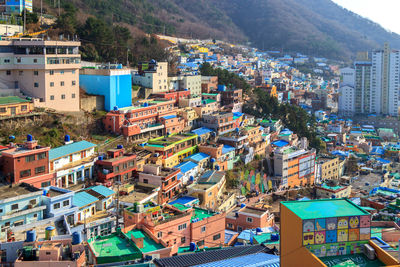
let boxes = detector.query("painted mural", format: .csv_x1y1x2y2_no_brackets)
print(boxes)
302,216,371,247
306,241,369,258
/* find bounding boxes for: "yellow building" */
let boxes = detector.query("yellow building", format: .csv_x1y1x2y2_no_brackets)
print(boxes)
280,198,399,267
0,96,33,117
316,156,340,182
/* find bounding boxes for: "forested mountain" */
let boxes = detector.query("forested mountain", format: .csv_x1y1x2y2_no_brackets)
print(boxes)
38,0,400,60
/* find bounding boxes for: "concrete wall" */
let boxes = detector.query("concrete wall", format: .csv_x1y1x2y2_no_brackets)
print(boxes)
80,95,105,112
0,24,23,35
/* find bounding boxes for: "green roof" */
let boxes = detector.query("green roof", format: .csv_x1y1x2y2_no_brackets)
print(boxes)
0,96,30,105
319,183,344,191
281,199,369,220
203,99,216,104
192,207,214,221
320,253,384,267
126,229,164,253
253,232,280,245
172,203,191,211
89,233,141,260
202,93,218,96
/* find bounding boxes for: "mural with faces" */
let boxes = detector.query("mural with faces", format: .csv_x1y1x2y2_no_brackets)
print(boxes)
349,216,359,229
326,217,337,230
315,218,326,231
337,229,348,242
303,232,314,245
315,231,325,244
337,217,349,229
360,215,371,228
349,228,360,241
303,219,315,232
326,230,337,243
360,228,371,240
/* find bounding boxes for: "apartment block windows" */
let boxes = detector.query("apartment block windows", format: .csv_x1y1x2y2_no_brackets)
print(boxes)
25,155,35,162
6,70,11,75
178,223,187,231
50,95,54,100
72,80,76,86
50,70,54,75
50,82,54,87
20,169,31,178
35,166,45,174
60,81,65,86
247,217,253,223
34,71,39,76
34,82,39,87
53,203,61,209
72,93,76,98
61,94,65,99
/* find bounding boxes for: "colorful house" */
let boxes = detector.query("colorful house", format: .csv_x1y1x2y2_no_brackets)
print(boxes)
280,198,399,266
0,96,33,117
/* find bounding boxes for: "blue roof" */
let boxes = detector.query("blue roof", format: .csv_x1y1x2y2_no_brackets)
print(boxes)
175,161,198,174
376,157,391,164
222,145,235,154
238,229,256,241
161,115,177,120
85,185,115,197
169,196,198,206
73,191,98,208
177,172,183,180
191,127,213,136
194,253,280,267
371,146,385,155
185,152,210,162
49,140,96,160
233,112,244,117
224,230,238,244
272,140,289,147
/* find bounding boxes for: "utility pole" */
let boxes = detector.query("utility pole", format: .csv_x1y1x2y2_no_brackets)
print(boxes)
115,181,121,230
126,48,130,67
58,0,61,16
23,7,26,34
40,0,43,26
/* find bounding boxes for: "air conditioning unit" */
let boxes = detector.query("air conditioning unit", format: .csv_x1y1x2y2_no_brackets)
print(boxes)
363,244,376,260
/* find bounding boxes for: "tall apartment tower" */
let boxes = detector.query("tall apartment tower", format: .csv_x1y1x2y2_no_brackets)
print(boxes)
339,43,400,117
0,39,81,111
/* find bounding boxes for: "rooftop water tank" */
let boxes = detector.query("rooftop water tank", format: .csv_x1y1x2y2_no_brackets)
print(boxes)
9,135,15,140
240,203,246,208
117,145,123,149
64,135,71,142
27,134,33,141
113,106,119,111
26,230,36,242
45,226,55,240
189,242,196,251
98,156,103,161
210,158,215,163
72,231,82,245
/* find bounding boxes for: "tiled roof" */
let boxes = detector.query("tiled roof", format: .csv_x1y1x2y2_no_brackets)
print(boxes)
49,140,96,160
153,245,272,267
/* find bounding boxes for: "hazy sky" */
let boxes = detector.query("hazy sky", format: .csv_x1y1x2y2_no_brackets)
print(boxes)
332,0,400,34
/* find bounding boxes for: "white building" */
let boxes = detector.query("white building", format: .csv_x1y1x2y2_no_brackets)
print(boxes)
132,61,168,93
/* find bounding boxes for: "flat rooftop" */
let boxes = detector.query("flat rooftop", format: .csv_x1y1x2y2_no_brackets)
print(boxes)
281,198,369,220
0,96,30,105
0,184,41,199
241,207,267,216
126,229,164,253
89,233,141,258
192,207,214,221
319,253,384,267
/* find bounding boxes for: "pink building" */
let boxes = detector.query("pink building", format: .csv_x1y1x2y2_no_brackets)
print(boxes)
226,205,275,232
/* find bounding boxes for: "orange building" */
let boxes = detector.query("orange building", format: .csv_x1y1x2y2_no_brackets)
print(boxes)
226,205,274,232
0,96,34,117
280,198,400,267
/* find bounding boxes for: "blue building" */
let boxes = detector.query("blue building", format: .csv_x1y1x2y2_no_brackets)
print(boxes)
0,183,45,238
0,0,32,14
42,186,77,225
80,65,132,111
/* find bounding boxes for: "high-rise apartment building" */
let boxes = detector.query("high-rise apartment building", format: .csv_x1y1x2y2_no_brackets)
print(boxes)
339,43,400,117
0,38,81,111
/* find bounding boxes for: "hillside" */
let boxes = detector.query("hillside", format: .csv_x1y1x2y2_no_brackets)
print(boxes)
37,0,400,60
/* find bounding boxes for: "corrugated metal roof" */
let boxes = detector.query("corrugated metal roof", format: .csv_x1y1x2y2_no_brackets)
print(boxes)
85,185,115,197
185,152,210,162
49,140,96,160
194,253,280,267
175,161,198,174
222,145,235,154
191,127,213,136
73,191,98,208
161,115,177,120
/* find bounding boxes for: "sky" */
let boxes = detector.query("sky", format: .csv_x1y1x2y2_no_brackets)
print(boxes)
332,0,400,34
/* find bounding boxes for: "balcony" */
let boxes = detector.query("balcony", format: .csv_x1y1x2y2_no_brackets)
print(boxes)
141,123,164,133
0,205,46,221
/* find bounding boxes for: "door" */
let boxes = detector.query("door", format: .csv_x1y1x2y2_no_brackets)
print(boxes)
78,213,81,221
10,107,16,115
103,202,106,210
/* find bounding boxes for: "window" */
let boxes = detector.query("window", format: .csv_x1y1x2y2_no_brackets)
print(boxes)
11,204,18,210
33,59,38,63
227,223,233,229
63,200,69,206
53,203,61,209
178,223,187,231
60,70,64,74
72,93,76,98
34,82,39,87
60,81,65,86
201,226,206,232
157,232,163,238
197,240,204,246
50,95,54,100
72,80,76,86
37,152,46,160
19,71,23,76
21,105,27,111
20,169,31,177
34,71,38,76
0,108,6,113
213,233,221,240
41,181,50,187
35,166,45,174
181,237,186,243
6,70,11,75
61,94,65,99
50,82,54,87
50,70,54,75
